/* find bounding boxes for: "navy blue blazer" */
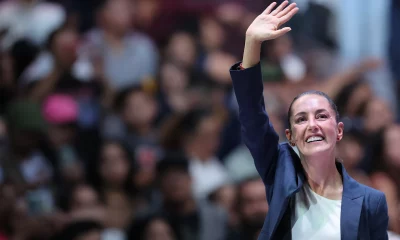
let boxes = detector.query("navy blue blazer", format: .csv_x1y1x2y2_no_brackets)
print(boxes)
230,62,389,240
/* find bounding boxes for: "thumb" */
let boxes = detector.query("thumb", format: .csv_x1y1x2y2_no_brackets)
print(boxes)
271,27,291,39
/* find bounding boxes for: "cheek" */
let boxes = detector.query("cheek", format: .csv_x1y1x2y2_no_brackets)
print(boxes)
291,127,304,141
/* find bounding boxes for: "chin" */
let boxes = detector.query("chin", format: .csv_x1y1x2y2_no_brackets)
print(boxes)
302,143,333,157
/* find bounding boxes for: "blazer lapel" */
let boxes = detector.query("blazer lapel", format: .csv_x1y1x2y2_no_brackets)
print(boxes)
341,195,364,240
338,163,365,240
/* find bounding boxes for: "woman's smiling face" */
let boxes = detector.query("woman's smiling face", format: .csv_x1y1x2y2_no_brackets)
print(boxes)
286,94,344,158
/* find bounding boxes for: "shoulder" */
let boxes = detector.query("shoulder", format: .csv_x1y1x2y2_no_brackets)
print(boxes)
357,182,388,215
279,142,300,159
128,32,157,48
34,2,65,14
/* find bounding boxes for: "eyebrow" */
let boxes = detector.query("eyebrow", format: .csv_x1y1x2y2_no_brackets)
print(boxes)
294,109,329,117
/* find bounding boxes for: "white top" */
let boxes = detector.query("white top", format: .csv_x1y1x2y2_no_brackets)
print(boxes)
291,184,342,240
189,156,231,200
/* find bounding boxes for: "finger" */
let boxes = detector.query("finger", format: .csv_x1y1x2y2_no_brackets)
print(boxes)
271,0,289,16
278,7,299,26
276,2,297,18
262,2,277,15
270,27,291,39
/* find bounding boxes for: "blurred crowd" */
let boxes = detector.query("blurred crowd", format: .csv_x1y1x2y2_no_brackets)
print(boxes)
1,0,400,239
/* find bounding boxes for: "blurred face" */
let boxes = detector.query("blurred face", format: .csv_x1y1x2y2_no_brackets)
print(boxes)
337,136,363,169
100,143,130,187
123,91,158,128
166,33,197,68
239,179,268,226
144,219,175,240
134,0,160,26
190,116,222,158
101,0,132,35
71,185,100,211
199,17,225,51
345,83,372,117
52,29,79,69
384,125,400,168
160,63,189,94
364,98,394,134
205,51,236,84
213,185,237,212
48,125,75,149
160,169,191,203
286,95,344,158
272,34,292,59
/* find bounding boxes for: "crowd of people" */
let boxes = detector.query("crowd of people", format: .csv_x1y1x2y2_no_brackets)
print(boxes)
0,0,400,239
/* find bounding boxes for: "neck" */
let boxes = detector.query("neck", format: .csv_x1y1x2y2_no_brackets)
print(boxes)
185,146,212,161
301,153,343,199
164,197,196,215
103,30,125,50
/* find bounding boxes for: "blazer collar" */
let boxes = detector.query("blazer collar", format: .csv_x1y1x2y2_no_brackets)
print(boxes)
336,162,365,199
337,162,365,240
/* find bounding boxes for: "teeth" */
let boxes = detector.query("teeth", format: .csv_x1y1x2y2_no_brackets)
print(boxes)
307,136,323,143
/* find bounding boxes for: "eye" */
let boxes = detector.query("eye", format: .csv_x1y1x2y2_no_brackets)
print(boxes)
295,117,306,123
317,114,328,119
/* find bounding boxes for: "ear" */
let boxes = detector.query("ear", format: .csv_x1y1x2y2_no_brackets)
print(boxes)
337,122,344,141
285,129,294,146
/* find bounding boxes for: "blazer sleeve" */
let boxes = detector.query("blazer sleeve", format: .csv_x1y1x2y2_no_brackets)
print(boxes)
371,193,389,239
230,62,280,191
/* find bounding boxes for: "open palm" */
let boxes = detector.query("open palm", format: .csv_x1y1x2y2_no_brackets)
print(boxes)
246,1,299,42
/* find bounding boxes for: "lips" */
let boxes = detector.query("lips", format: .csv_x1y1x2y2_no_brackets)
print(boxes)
306,135,324,143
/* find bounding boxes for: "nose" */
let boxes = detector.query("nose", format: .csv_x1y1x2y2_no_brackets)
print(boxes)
307,117,318,132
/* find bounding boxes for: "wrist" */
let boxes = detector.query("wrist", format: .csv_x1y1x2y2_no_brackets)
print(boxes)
242,38,262,68
244,34,262,45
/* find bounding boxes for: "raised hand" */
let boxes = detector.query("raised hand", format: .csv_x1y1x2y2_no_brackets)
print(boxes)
246,1,299,42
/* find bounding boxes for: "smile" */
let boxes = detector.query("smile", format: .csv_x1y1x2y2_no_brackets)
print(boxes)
306,136,324,143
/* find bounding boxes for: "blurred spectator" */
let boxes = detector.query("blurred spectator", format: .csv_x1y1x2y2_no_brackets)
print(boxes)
19,24,99,108
336,130,371,186
68,183,102,213
93,140,136,232
164,31,197,70
367,124,400,233
228,177,269,240
363,97,394,135
133,155,229,240
156,61,193,118
4,100,53,196
41,94,85,188
102,86,162,192
161,108,231,200
83,0,159,90
208,182,238,227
